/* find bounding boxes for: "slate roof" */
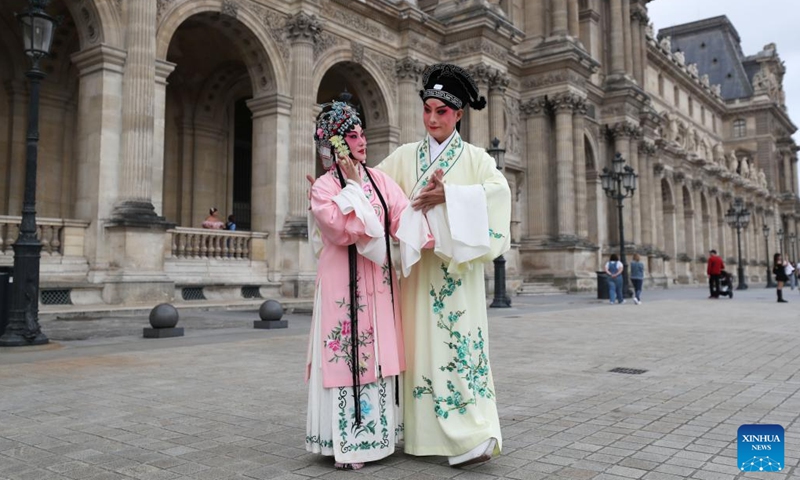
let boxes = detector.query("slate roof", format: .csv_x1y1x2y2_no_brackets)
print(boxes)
658,16,754,100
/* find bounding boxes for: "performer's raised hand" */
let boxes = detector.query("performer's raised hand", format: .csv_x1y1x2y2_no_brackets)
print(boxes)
338,154,362,185
412,168,446,213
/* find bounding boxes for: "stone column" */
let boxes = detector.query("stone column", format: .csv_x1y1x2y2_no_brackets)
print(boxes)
152,60,176,216
631,9,643,84
792,155,798,194
639,142,654,247
610,122,634,244
609,0,625,76
622,0,634,76
70,45,127,269
522,97,550,239
112,0,160,221
248,94,292,281
628,129,642,246
568,0,580,38
551,0,568,37
467,63,492,150
524,0,546,45
489,71,509,149
553,93,576,238
783,149,793,193
395,57,424,145
178,118,194,225
653,165,665,252
285,12,320,228
573,99,588,239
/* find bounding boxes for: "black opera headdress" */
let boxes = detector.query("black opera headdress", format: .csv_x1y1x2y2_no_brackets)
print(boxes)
419,63,486,111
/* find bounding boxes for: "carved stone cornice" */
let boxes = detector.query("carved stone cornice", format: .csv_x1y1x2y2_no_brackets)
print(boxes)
631,8,649,24
395,57,425,82
466,63,493,87
285,12,321,44
550,92,583,113
489,71,510,94
638,140,657,156
606,121,642,139
520,96,549,117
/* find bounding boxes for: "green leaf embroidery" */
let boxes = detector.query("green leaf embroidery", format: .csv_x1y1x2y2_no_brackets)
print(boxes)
413,264,495,419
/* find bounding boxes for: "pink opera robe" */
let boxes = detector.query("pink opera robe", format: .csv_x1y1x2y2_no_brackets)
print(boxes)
306,166,408,388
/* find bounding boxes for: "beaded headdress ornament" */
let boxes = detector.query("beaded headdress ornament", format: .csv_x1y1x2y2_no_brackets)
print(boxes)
314,101,362,170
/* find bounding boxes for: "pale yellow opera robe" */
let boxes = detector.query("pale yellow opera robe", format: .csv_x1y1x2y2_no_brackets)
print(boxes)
377,131,511,457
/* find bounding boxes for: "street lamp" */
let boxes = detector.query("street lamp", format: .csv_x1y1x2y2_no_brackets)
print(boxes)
0,0,57,347
724,198,750,290
487,137,511,308
600,152,638,298
763,225,776,288
777,228,784,257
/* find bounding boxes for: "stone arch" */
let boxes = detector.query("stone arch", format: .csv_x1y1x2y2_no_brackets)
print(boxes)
313,46,397,126
314,50,395,167
197,63,251,121
62,0,117,50
156,0,288,95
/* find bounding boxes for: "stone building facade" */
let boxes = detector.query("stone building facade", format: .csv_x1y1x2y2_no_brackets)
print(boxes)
0,0,797,307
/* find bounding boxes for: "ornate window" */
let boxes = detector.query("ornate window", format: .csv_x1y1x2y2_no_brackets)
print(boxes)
733,118,747,138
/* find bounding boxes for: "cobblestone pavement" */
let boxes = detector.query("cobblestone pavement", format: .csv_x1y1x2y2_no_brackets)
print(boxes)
2,287,800,479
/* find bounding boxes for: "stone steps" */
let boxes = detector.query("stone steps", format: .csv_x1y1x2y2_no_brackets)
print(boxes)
516,282,567,296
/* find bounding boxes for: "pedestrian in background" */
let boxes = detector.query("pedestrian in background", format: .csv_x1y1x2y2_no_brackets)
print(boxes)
706,249,724,299
604,254,624,305
773,253,789,303
630,253,645,305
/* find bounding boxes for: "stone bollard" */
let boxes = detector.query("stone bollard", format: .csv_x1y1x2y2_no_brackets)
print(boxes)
253,299,287,329
143,303,185,338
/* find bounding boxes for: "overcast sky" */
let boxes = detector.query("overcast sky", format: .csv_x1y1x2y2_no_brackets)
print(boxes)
648,0,799,143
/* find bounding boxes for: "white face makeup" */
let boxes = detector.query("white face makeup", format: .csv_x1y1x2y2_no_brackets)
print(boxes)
343,124,367,163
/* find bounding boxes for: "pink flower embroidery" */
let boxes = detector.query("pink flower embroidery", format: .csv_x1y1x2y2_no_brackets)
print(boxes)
326,339,341,352
341,321,351,336
317,128,324,139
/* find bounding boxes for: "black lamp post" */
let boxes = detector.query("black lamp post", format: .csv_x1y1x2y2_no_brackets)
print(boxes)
777,228,784,257
600,152,637,298
725,198,750,290
0,0,56,347
487,137,511,308
763,225,776,288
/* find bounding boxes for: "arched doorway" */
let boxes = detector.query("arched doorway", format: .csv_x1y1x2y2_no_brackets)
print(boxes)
0,0,81,219
162,11,275,229
682,185,695,259
315,61,392,175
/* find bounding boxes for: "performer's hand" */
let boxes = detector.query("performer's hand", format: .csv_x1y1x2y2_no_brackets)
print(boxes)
412,169,445,213
306,174,315,202
338,154,362,185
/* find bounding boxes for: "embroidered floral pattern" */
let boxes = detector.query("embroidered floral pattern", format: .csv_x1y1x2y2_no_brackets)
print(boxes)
326,295,373,376
306,435,333,449
338,381,391,453
412,264,495,419
489,228,505,239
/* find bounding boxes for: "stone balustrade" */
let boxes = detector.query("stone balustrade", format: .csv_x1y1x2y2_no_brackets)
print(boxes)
0,216,89,258
168,227,269,261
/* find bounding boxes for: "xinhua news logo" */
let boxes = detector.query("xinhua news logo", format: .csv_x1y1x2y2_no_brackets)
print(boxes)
738,424,784,472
